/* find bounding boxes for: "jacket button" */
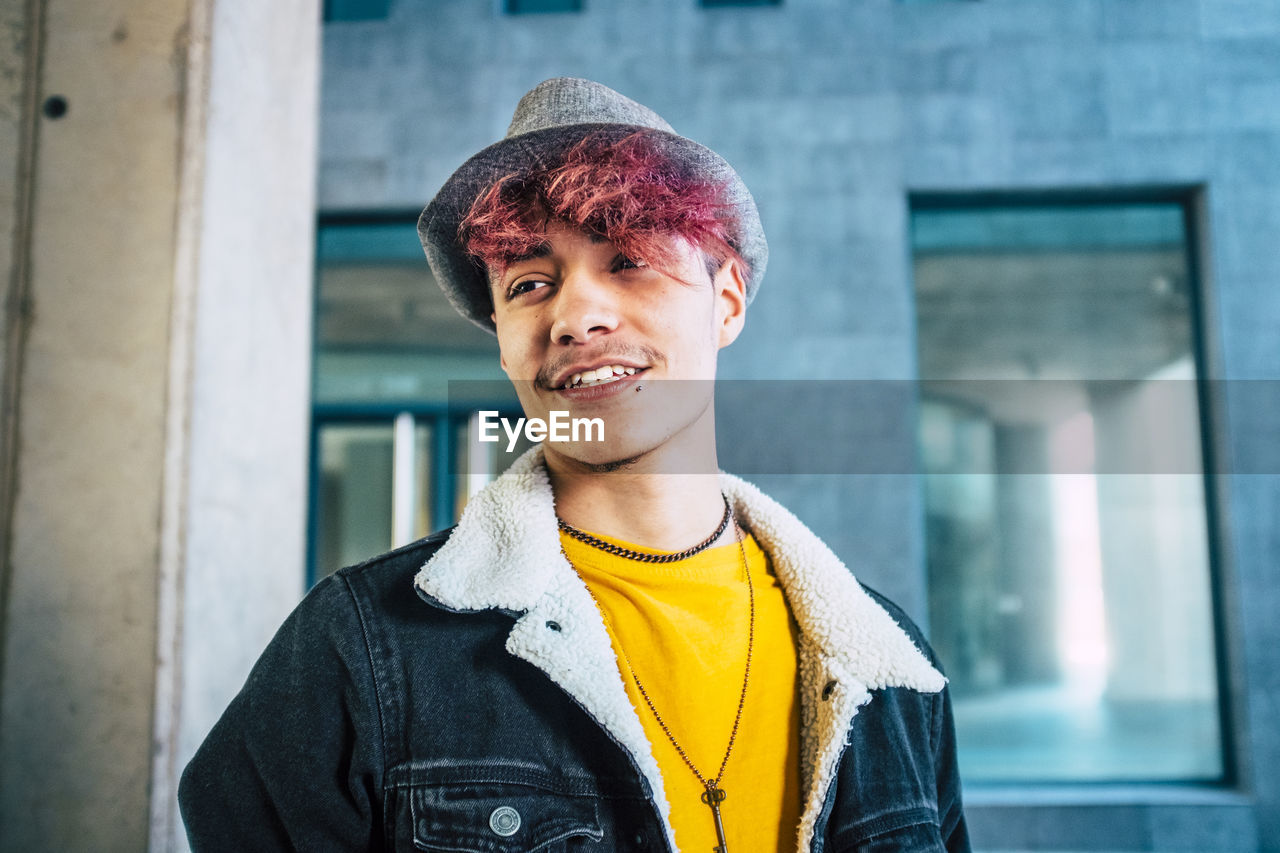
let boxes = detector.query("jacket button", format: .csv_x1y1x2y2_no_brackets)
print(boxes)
822,680,837,700
489,805,521,836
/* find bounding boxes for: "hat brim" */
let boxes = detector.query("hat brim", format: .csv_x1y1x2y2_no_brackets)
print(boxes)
418,123,767,334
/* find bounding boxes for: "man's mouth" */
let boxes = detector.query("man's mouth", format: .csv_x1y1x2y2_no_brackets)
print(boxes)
558,364,643,390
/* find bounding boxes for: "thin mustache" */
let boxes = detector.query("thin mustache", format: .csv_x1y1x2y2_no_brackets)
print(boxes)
535,344,665,389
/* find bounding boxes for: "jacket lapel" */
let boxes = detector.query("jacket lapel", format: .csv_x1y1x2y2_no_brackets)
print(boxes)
413,450,679,851
720,474,945,850
414,447,944,852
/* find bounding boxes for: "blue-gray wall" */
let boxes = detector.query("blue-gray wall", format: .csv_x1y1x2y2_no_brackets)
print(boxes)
318,1,1280,850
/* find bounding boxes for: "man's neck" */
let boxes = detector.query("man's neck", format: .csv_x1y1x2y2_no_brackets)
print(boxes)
549,468,730,553
544,416,732,552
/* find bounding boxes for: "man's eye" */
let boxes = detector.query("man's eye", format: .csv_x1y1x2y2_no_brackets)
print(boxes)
507,278,550,299
612,255,645,273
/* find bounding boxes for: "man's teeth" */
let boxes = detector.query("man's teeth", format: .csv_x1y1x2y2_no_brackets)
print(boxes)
567,365,638,388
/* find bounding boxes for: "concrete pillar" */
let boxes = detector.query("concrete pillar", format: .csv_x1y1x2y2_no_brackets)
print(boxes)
0,1,319,850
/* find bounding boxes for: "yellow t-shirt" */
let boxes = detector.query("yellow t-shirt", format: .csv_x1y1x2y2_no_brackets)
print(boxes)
561,529,801,852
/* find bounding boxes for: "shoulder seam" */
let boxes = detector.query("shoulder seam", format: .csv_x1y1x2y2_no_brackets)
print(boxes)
336,528,455,576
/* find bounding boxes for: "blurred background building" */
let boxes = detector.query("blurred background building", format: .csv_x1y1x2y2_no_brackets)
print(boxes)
1,0,1278,850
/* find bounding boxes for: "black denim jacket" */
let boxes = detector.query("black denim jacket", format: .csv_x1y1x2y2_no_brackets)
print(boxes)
180,453,969,852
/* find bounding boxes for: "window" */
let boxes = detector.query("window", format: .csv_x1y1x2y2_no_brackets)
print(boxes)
324,0,392,22
310,217,523,581
911,195,1225,783
504,0,583,14
315,417,430,572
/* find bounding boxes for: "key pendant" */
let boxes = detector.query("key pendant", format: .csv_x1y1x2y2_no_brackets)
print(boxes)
701,785,729,853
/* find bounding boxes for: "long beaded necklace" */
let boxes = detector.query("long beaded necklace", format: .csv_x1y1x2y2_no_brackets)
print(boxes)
558,497,755,853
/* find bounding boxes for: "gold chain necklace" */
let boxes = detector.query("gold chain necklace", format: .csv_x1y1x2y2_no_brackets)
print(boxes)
559,502,754,853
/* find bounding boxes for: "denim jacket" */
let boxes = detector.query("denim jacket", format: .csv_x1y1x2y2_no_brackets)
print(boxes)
180,450,969,852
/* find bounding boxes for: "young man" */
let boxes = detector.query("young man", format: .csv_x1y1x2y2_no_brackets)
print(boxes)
180,78,969,852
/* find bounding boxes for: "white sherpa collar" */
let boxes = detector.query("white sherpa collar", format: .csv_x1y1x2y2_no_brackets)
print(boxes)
414,447,944,852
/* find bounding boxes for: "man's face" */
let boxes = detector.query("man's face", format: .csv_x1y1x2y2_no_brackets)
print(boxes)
488,219,746,470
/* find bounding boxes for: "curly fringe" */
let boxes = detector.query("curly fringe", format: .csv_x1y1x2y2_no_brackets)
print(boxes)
459,131,745,283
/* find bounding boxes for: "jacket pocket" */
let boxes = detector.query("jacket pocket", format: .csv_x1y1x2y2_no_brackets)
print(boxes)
408,781,605,853
831,806,946,853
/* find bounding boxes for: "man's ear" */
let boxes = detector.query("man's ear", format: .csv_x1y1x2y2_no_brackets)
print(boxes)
713,257,747,349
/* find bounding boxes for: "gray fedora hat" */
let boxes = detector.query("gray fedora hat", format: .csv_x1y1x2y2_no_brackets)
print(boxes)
418,77,768,334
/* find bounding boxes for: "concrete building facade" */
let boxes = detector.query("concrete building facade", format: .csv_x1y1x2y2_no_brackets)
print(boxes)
316,1,1280,851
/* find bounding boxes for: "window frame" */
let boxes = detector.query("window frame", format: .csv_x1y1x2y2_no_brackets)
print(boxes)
322,0,392,23
307,402,525,585
699,0,782,7
907,186,1240,795
502,0,585,15
308,210,519,585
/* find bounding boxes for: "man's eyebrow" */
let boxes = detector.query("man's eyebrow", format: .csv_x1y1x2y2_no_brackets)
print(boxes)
505,242,553,264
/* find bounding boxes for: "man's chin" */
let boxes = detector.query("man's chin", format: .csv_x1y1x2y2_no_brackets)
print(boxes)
542,439,717,475
577,455,647,474
544,441,649,473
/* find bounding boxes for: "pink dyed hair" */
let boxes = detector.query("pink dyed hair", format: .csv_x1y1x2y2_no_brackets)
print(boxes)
459,131,746,286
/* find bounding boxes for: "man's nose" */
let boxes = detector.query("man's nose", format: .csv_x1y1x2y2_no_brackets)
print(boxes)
549,269,619,344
